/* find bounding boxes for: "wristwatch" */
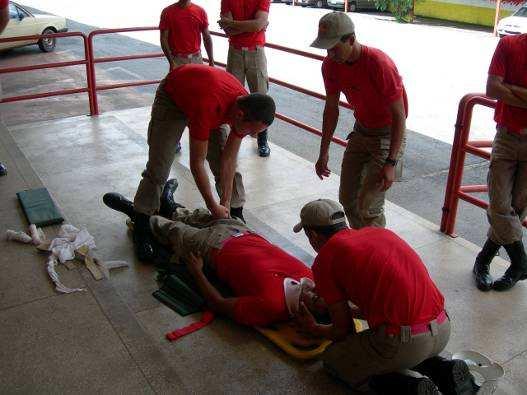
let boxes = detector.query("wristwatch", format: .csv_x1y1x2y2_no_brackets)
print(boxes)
385,158,398,167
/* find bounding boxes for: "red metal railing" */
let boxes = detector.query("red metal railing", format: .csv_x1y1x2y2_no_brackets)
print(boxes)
0,31,95,114
440,93,527,236
1,28,349,146
87,27,164,116
87,27,349,147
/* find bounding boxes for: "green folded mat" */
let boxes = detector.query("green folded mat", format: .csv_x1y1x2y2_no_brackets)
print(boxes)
16,187,64,227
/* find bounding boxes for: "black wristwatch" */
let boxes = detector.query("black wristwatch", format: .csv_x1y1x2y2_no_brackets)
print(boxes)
385,158,398,167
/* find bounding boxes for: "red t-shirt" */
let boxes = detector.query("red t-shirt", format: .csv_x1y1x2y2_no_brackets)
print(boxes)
488,34,527,134
213,234,314,326
164,64,248,140
221,0,270,48
322,46,408,129
0,0,8,9
312,228,444,332
159,3,208,55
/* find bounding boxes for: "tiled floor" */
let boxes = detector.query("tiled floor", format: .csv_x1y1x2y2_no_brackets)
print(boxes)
0,107,524,394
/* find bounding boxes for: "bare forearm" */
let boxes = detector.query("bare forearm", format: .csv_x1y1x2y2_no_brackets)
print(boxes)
160,34,174,66
488,81,527,109
203,34,214,63
388,114,405,160
320,106,339,156
219,156,236,207
190,161,217,209
228,19,266,33
193,270,224,308
506,84,527,103
224,27,244,36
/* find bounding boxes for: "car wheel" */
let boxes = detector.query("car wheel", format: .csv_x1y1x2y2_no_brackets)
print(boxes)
38,28,56,52
348,1,357,11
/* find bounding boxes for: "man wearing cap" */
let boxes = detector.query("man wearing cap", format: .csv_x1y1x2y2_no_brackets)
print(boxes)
472,34,527,292
127,64,275,262
219,0,272,157
311,12,408,229
294,199,476,394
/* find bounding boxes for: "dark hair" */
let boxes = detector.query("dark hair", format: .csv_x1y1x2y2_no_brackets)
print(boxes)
340,33,354,43
238,93,276,126
306,221,347,238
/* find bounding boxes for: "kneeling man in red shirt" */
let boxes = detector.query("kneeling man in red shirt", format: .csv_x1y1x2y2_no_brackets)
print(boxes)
294,199,476,395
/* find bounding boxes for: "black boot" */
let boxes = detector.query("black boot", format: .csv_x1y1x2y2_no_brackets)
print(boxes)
103,192,135,221
0,162,7,176
133,213,154,262
230,206,245,223
414,356,478,395
159,178,182,218
257,130,270,157
493,240,527,291
473,238,500,292
369,372,440,395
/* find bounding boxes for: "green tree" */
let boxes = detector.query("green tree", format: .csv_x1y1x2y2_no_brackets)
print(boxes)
374,0,417,22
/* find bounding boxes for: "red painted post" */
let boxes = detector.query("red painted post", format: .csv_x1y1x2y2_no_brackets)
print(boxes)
441,94,498,236
81,34,95,116
87,32,99,116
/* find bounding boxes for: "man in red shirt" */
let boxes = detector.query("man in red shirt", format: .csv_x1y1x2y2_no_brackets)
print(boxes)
159,0,213,70
128,64,275,262
294,199,475,394
473,34,527,292
103,183,322,326
219,0,271,157
310,12,407,230
150,205,320,327
0,0,8,177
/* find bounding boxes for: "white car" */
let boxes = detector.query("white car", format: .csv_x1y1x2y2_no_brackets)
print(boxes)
327,0,377,12
0,2,67,52
497,5,527,37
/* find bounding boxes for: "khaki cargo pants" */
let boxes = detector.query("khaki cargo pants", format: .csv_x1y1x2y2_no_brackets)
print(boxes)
339,122,405,229
226,46,269,141
149,207,251,264
226,46,268,94
322,317,450,388
487,126,527,245
133,79,246,215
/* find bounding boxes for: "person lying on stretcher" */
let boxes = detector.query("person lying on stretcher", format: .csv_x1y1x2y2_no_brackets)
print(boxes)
103,179,326,327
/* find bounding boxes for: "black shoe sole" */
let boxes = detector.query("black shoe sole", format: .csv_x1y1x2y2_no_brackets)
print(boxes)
449,360,476,395
258,147,270,157
415,378,441,395
492,269,527,291
472,266,492,292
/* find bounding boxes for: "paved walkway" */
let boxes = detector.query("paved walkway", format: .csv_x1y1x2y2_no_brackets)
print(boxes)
0,108,524,393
